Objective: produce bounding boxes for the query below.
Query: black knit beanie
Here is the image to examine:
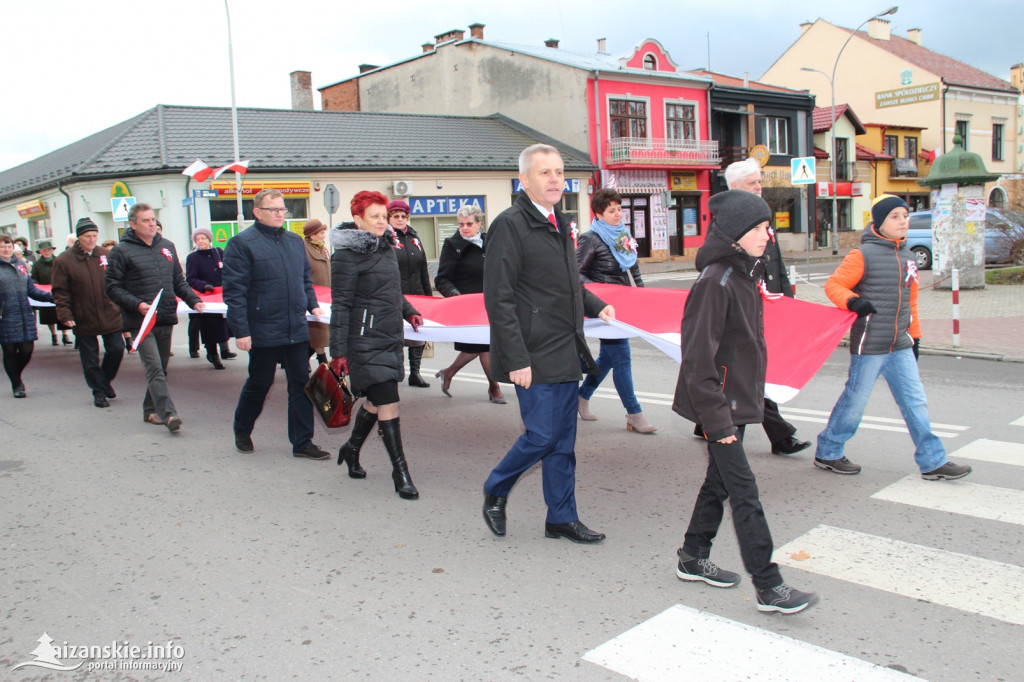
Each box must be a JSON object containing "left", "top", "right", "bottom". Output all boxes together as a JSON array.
[
  {"left": 76, "top": 217, "right": 99, "bottom": 236},
  {"left": 708, "top": 190, "right": 771, "bottom": 242},
  {"left": 871, "top": 195, "right": 909, "bottom": 229}
]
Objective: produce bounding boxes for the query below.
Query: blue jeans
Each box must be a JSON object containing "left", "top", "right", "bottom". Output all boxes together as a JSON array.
[
  {"left": 578, "top": 338, "right": 642, "bottom": 414},
  {"left": 484, "top": 381, "right": 580, "bottom": 524},
  {"left": 816, "top": 348, "right": 947, "bottom": 473}
]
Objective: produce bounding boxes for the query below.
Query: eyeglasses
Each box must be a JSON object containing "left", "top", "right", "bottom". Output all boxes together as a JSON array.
[
  {"left": 256, "top": 206, "right": 287, "bottom": 214},
  {"left": 458, "top": 221, "right": 479, "bottom": 227},
  {"left": 389, "top": 213, "right": 408, "bottom": 219}
]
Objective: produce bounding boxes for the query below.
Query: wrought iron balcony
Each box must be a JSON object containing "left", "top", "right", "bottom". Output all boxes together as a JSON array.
[
  {"left": 605, "top": 137, "right": 720, "bottom": 166},
  {"left": 889, "top": 158, "right": 920, "bottom": 178}
]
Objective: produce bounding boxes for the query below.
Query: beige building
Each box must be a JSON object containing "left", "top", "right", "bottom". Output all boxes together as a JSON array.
[{"left": 763, "top": 18, "right": 1022, "bottom": 209}]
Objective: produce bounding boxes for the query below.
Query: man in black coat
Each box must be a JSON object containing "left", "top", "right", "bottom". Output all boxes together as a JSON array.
[
  {"left": 222, "top": 189, "right": 329, "bottom": 460},
  {"left": 106, "top": 204, "right": 205, "bottom": 432},
  {"left": 481, "top": 144, "right": 614, "bottom": 543}
]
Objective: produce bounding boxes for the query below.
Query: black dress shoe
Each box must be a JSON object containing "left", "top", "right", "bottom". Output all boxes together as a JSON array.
[
  {"left": 293, "top": 443, "right": 330, "bottom": 460},
  {"left": 693, "top": 423, "right": 705, "bottom": 439},
  {"left": 483, "top": 491, "right": 508, "bottom": 537},
  {"left": 235, "top": 432, "right": 254, "bottom": 454},
  {"left": 12, "top": 383, "right": 26, "bottom": 398},
  {"left": 221, "top": 350, "right": 237, "bottom": 359},
  {"left": 771, "top": 437, "right": 812, "bottom": 455},
  {"left": 544, "top": 520, "right": 606, "bottom": 544},
  {"left": 105, "top": 386, "right": 116, "bottom": 399},
  {"left": 94, "top": 395, "right": 110, "bottom": 408}
]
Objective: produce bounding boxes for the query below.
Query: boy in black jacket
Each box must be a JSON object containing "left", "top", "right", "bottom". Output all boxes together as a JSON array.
[{"left": 671, "top": 190, "right": 818, "bottom": 614}]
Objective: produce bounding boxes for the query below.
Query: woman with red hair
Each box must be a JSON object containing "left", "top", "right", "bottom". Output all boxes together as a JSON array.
[{"left": 329, "top": 190, "right": 424, "bottom": 500}]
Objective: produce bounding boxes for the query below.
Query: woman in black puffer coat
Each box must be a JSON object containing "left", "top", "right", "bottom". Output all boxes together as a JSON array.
[{"left": 329, "top": 191, "right": 423, "bottom": 501}]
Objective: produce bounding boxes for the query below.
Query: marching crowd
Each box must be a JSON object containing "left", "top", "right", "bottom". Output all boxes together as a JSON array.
[{"left": 2, "top": 145, "right": 976, "bottom": 616}]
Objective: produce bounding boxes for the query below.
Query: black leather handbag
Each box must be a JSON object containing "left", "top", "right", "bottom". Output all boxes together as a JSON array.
[{"left": 304, "top": 363, "right": 354, "bottom": 428}]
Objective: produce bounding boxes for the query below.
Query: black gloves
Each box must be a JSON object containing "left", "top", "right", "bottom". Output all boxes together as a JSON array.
[
  {"left": 204, "top": 284, "right": 214, "bottom": 293},
  {"left": 847, "top": 297, "right": 877, "bottom": 318},
  {"left": 912, "top": 338, "right": 920, "bottom": 360}
]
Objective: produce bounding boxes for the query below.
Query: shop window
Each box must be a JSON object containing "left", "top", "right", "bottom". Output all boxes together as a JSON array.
[
  {"left": 209, "top": 198, "right": 307, "bottom": 222},
  {"left": 666, "top": 103, "right": 697, "bottom": 144},
  {"left": 1, "top": 224, "right": 16, "bottom": 238},
  {"left": 762, "top": 117, "right": 789, "bottom": 155},
  {"left": 992, "top": 123, "right": 1004, "bottom": 161},
  {"left": 610, "top": 99, "right": 647, "bottom": 139}
]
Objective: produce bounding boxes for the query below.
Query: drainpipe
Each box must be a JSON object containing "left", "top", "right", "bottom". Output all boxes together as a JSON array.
[
  {"left": 57, "top": 180, "right": 73, "bottom": 236},
  {"left": 941, "top": 82, "right": 948, "bottom": 154},
  {"left": 592, "top": 69, "right": 602, "bottom": 195}
]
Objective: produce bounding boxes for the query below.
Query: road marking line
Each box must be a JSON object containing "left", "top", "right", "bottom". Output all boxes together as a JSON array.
[
  {"left": 781, "top": 407, "right": 968, "bottom": 431},
  {"left": 1011, "top": 415, "right": 1024, "bottom": 427},
  {"left": 947, "top": 438, "right": 1024, "bottom": 466},
  {"left": 774, "top": 525, "right": 1024, "bottom": 626},
  {"left": 871, "top": 475, "right": 1024, "bottom": 526},
  {"left": 583, "top": 604, "right": 920, "bottom": 681}
]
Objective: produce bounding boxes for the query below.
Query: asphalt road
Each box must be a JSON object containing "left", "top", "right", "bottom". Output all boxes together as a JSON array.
[{"left": 2, "top": 329, "right": 1021, "bottom": 680}]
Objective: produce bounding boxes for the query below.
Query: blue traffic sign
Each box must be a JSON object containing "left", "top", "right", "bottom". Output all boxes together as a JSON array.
[
  {"left": 193, "top": 189, "right": 219, "bottom": 199},
  {"left": 790, "top": 157, "right": 816, "bottom": 185},
  {"left": 182, "top": 197, "right": 195, "bottom": 207}
]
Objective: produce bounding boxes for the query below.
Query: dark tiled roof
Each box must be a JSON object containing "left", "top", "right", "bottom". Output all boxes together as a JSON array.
[
  {"left": 853, "top": 30, "right": 1017, "bottom": 94},
  {"left": 1, "top": 106, "right": 595, "bottom": 202},
  {"left": 812, "top": 104, "right": 866, "bottom": 135}
]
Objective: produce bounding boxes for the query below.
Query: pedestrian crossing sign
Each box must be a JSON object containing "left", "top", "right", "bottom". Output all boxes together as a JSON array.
[
  {"left": 111, "top": 196, "right": 136, "bottom": 222},
  {"left": 790, "top": 157, "right": 816, "bottom": 185}
]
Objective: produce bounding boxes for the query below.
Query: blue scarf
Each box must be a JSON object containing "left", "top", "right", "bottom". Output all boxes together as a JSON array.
[{"left": 589, "top": 219, "right": 637, "bottom": 271}]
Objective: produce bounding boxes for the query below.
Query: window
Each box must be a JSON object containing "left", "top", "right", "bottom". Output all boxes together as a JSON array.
[
  {"left": 835, "top": 138, "right": 850, "bottom": 180},
  {"left": 643, "top": 54, "right": 657, "bottom": 70},
  {"left": 30, "top": 217, "right": 52, "bottom": 241},
  {"left": 883, "top": 135, "right": 898, "bottom": 158},
  {"left": 904, "top": 136, "right": 918, "bottom": 161},
  {"left": 666, "top": 103, "right": 697, "bottom": 143},
  {"left": 993, "top": 123, "right": 1004, "bottom": 161},
  {"left": 610, "top": 99, "right": 647, "bottom": 139},
  {"left": 762, "top": 117, "right": 789, "bottom": 155},
  {"left": 209, "top": 198, "right": 307, "bottom": 222},
  {"left": 955, "top": 120, "right": 969, "bottom": 149}
]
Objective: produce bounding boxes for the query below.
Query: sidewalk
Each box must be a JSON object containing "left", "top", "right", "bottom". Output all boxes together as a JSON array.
[{"left": 639, "top": 250, "right": 1024, "bottom": 362}]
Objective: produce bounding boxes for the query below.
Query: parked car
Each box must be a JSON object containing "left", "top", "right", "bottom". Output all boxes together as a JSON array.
[{"left": 903, "top": 209, "right": 1024, "bottom": 270}]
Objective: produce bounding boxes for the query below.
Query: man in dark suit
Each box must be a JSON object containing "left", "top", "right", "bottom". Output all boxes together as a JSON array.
[{"left": 481, "top": 144, "right": 614, "bottom": 543}]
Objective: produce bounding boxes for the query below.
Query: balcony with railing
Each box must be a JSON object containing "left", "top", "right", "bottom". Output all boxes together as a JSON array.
[
  {"left": 605, "top": 137, "right": 720, "bottom": 167},
  {"left": 889, "top": 157, "right": 921, "bottom": 179}
]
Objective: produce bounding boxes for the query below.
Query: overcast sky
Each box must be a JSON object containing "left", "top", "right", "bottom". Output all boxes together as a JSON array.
[{"left": 2, "top": 0, "right": 1020, "bottom": 172}]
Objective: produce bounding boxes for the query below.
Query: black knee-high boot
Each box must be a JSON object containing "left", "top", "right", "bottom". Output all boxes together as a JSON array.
[
  {"left": 407, "top": 345, "right": 430, "bottom": 387},
  {"left": 337, "top": 406, "right": 375, "bottom": 478},
  {"left": 206, "top": 344, "right": 225, "bottom": 369},
  {"left": 378, "top": 418, "right": 418, "bottom": 500}
]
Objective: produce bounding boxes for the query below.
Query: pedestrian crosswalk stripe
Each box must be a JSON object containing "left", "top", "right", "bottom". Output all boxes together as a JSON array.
[
  {"left": 774, "top": 525, "right": 1024, "bottom": 626},
  {"left": 946, "top": 438, "right": 1024, "bottom": 466},
  {"left": 871, "top": 475, "right": 1024, "bottom": 526},
  {"left": 780, "top": 407, "right": 968, "bottom": 431},
  {"left": 1011, "top": 415, "right": 1024, "bottom": 426},
  {"left": 582, "top": 604, "right": 919, "bottom": 681}
]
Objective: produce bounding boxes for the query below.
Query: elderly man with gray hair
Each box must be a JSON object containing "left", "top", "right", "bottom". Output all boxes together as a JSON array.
[{"left": 696, "top": 159, "right": 810, "bottom": 457}]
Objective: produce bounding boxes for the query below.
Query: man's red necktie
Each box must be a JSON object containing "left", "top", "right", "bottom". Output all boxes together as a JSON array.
[{"left": 548, "top": 213, "right": 559, "bottom": 233}]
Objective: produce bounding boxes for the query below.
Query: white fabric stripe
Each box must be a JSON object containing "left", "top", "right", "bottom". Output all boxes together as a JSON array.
[
  {"left": 946, "top": 438, "right": 1024, "bottom": 466},
  {"left": 1010, "top": 415, "right": 1024, "bottom": 427},
  {"left": 774, "top": 525, "right": 1024, "bottom": 625},
  {"left": 582, "top": 604, "right": 919, "bottom": 681},
  {"left": 871, "top": 475, "right": 1024, "bottom": 525}
]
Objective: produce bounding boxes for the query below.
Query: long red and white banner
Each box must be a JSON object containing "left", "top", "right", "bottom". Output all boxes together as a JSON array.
[{"left": 34, "top": 283, "right": 854, "bottom": 402}]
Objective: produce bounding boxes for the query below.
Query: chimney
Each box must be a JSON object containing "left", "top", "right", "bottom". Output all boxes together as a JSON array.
[
  {"left": 799, "top": 21, "right": 813, "bottom": 35},
  {"left": 1011, "top": 63, "right": 1024, "bottom": 93},
  {"left": 906, "top": 28, "right": 922, "bottom": 45},
  {"left": 867, "top": 18, "right": 891, "bottom": 41},
  {"left": 434, "top": 29, "right": 465, "bottom": 44},
  {"left": 358, "top": 64, "right": 379, "bottom": 74},
  {"left": 743, "top": 72, "right": 749, "bottom": 88},
  {"left": 289, "top": 70, "right": 313, "bottom": 111},
  {"left": 544, "top": 38, "right": 559, "bottom": 49},
  {"left": 422, "top": 43, "right": 434, "bottom": 54},
  {"left": 597, "top": 37, "right": 607, "bottom": 52},
  {"left": 469, "top": 23, "right": 484, "bottom": 40}
]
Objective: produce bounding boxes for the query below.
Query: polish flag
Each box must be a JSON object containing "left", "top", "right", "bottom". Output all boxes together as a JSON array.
[
  {"left": 213, "top": 160, "right": 250, "bottom": 179},
  {"left": 181, "top": 159, "right": 214, "bottom": 182},
  {"left": 130, "top": 289, "right": 164, "bottom": 354}
]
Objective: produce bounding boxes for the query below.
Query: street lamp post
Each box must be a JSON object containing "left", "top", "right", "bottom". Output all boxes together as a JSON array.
[
  {"left": 224, "top": 0, "right": 244, "bottom": 226},
  {"left": 802, "top": 6, "right": 898, "bottom": 255}
]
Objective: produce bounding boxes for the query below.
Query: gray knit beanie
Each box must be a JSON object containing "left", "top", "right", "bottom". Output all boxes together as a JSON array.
[
  {"left": 708, "top": 190, "right": 771, "bottom": 242},
  {"left": 75, "top": 217, "right": 99, "bottom": 236}
]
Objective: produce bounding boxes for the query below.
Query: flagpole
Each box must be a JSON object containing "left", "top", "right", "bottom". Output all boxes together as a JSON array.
[{"left": 224, "top": 0, "right": 244, "bottom": 227}]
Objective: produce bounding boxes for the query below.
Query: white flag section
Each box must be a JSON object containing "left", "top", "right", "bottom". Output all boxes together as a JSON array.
[{"left": 130, "top": 289, "right": 163, "bottom": 354}]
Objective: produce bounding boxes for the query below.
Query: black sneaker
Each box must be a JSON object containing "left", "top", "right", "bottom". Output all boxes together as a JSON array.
[
  {"left": 921, "top": 461, "right": 972, "bottom": 480},
  {"left": 756, "top": 584, "right": 819, "bottom": 614},
  {"left": 814, "top": 456, "right": 862, "bottom": 475},
  {"left": 293, "top": 443, "right": 330, "bottom": 460},
  {"left": 235, "top": 432, "right": 254, "bottom": 454},
  {"left": 676, "top": 550, "right": 741, "bottom": 588}
]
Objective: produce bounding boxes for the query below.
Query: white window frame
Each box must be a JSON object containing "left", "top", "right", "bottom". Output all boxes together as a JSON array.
[
  {"left": 763, "top": 117, "right": 789, "bottom": 155},
  {"left": 664, "top": 99, "right": 701, "bottom": 148}
]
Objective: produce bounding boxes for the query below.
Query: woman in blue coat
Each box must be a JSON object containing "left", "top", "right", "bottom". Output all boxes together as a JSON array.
[{"left": 1, "top": 234, "right": 54, "bottom": 397}]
